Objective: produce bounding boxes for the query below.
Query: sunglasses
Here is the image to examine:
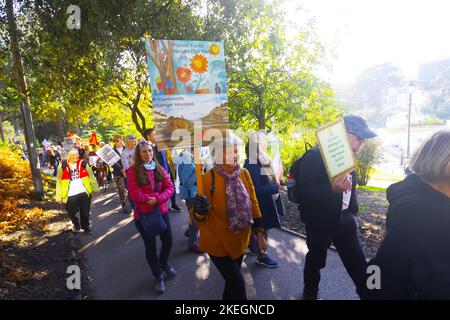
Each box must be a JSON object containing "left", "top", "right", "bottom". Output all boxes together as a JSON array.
[{"left": 136, "top": 141, "right": 153, "bottom": 151}]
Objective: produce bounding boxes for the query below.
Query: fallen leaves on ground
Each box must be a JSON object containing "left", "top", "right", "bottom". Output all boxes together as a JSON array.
[{"left": 0, "top": 144, "right": 72, "bottom": 298}]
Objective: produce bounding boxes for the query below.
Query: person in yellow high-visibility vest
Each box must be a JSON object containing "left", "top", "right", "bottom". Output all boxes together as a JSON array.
[{"left": 56, "top": 148, "right": 99, "bottom": 234}]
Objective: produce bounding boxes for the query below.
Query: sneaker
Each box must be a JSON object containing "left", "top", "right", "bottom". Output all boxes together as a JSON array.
[
  {"left": 171, "top": 204, "right": 181, "bottom": 212},
  {"left": 121, "top": 207, "right": 129, "bottom": 214},
  {"left": 82, "top": 228, "right": 93, "bottom": 235},
  {"left": 72, "top": 226, "right": 81, "bottom": 233},
  {"left": 154, "top": 275, "right": 165, "bottom": 294},
  {"left": 256, "top": 254, "right": 279, "bottom": 268},
  {"left": 161, "top": 264, "right": 177, "bottom": 280}
]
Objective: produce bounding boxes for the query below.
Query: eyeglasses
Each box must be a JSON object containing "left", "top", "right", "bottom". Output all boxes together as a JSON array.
[{"left": 114, "top": 140, "right": 120, "bottom": 142}]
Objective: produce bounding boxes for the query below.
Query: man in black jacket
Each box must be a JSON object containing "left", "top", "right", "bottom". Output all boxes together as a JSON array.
[{"left": 298, "top": 115, "right": 377, "bottom": 300}]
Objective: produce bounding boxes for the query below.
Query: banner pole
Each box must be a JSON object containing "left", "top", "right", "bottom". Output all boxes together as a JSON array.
[{"left": 194, "top": 146, "right": 203, "bottom": 195}]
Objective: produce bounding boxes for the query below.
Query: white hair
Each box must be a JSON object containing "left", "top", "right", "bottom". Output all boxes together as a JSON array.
[{"left": 209, "top": 130, "right": 243, "bottom": 165}]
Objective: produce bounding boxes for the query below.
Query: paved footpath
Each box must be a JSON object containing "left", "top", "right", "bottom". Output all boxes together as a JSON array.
[{"left": 77, "top": 189, "right": 359, "bottom": 300}]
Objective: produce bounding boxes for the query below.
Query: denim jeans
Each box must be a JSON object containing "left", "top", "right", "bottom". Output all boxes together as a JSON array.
[{"left": 185, "top": 198, "right": 199, "bottom": 248}]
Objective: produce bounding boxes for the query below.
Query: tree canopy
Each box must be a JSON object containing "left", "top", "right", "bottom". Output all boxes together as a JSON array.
[{"left": 1, "top": 0, "right": 339, "bottom": 160}]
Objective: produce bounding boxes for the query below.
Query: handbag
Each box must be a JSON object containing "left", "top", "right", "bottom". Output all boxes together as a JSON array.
[{"left": 138, "top": 175, "right": 167, "bottom": 237}]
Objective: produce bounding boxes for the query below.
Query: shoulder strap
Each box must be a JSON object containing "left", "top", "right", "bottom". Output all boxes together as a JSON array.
[
  {"left": 305, "top": 142, "right": 313, "bottom": 152},
  {"left": 210, "top": 168, "right": 215, "bottom": 195}
]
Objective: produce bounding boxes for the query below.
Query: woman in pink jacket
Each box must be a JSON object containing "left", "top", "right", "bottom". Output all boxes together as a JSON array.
[{"left": 126, "top": 141, "right": 175, "bottom": 294}]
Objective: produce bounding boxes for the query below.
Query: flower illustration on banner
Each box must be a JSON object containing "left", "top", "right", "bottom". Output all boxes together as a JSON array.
[
  {"left": 209, "top": 44, "right": 220, "bottom": 56},
  {"left": 190, "top": 54, "right": 208, "bottom": 74},
  {"left": 176, "top": 67, "right": 192, "bottom": 83}
]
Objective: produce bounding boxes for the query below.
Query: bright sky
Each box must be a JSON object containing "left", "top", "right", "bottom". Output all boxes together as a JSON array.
[{"left": 285, "top": 0, "right": 450, "bottom": 85}]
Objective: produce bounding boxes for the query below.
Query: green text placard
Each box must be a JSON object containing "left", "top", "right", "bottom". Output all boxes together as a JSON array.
[{"left": 316, "top": 118, "right": 356, "bottom": 182}]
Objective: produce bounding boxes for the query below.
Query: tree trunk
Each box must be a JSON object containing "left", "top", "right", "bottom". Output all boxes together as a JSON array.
[
  {"left": 56, "top": 118, "right": 66, "bottom": 141},
  {"left": 125, "top": 88, "right": 147, "bottom": 136},
  {"left": 257, "top": 96, "right": 266, "bottom": 130},
  {"left": 130, "top": 106, "right": 143, "bottom": 135},
  {"left": 0, "top": 114, "right": 5, "bottom": 142},
  {"left": 166, "top": 40, "right": 178, "bottom": 93},
  {"left": 6, "top": 0, "right": 44, "bottom": 200},
  {"left": 258, "top": 113, "right": 266, "bottom": 130}
]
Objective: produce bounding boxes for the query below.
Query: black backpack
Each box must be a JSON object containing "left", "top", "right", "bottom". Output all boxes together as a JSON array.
[{"left": 287, "top": 142, "right": 313, "bottom": 204}]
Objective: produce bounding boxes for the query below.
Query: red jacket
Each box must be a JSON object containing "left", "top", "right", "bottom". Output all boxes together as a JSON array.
[{"left": 125, "top": 165, "right": 174, "bottom": 221}]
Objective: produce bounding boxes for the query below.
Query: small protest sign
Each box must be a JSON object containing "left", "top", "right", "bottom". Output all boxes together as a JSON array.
[
  {"left": 315, "top": 118, "right": 356, "bottom": 182},
  {"left": 95, "top": 144, "right": 121, "bottom": 167}
]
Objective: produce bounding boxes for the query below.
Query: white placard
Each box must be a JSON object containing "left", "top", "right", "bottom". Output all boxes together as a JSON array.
[{"left": 95, "top": 144, "right": 121, "bottom": 167}]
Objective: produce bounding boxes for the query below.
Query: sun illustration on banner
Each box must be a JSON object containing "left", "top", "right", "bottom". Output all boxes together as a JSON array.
[
  {"left": 190, "top": 54, "right": 208, "bottom": 74},
  {"left": 176, "top": 67, "right": 192, "bottom": 83},
  {"left": 209, "top": 43, "right": 220, "bottom": 56}
]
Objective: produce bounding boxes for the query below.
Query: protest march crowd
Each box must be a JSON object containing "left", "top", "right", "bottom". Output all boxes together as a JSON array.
[{"left": 49, "top": 115, "right": 450, "bottom": 300}]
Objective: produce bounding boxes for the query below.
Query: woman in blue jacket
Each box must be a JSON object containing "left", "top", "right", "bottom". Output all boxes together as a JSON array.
[
  {"left": 243, "top": 132, "right": 284, "bottom": 268},
  {"left": 174, "top": 150, "right": 201, "bottom": 253}
]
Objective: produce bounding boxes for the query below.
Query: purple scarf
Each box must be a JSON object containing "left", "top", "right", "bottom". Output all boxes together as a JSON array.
[{"left": 215, "top": 165, "right": 253, "bottom": 233}]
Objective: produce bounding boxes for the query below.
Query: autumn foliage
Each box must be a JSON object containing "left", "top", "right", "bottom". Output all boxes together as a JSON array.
[{"left": 0, "top": 144, "right": 50, "bottom": 234}]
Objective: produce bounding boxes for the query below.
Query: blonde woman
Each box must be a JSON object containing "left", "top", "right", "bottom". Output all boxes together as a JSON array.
[
  {"left": 56, "top": 148, "right": 99, "bottom": 234},
  {"left": 364, "top": 130, "right": 450, "bottom": 299}
]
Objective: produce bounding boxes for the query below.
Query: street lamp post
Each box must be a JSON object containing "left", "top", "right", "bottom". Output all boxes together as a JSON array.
[
  {"left": 407, "top": 81, "right": 415, "bottom": 159},
  {"left": 407, "top": 90, "right": 412, "bottom": 159}
]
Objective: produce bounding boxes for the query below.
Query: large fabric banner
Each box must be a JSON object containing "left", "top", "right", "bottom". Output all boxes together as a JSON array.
[{"left": 145, "top": 39, "right": 229, "bottom": 150}]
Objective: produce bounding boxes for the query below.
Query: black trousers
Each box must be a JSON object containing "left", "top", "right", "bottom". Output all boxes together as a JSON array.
[
  {"left": 135, "top": 213, "right": 173, "bottom": 278},
  {"left": 65, "top": 192, "right": 91, "bottom": 230},
  {"left": 303, "top": 211, "right": 367, "bottom": 297},
  {"left": 170, "top": 185, "right": 177, "bottom": 207},
  {"left": 209, "top": 254, "right": 246, "bottom": 300}
]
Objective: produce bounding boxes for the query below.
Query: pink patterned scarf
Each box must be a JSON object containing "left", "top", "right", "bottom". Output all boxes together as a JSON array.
[{"left": 215, "top": 165, "right": 254, "bottom": 233}]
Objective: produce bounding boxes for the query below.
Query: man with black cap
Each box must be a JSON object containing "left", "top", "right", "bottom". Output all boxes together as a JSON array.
[{"left": 297, "top": 114, "right": 377, "bottom": 300}]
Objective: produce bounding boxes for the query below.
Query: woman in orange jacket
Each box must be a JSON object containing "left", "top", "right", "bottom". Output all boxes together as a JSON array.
[{"left": 193, "top": 133, "right": 267, "bottom": 300}]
